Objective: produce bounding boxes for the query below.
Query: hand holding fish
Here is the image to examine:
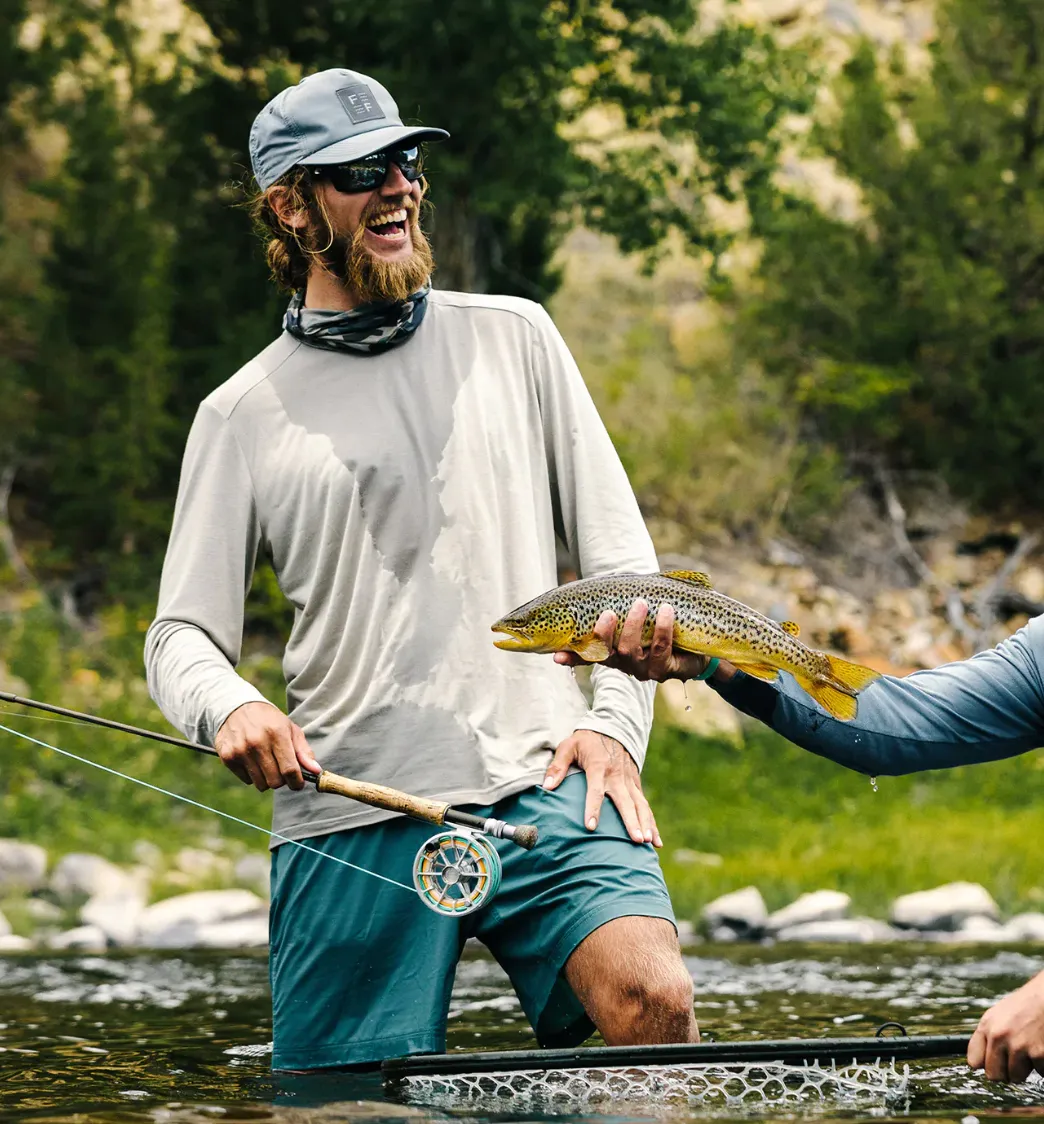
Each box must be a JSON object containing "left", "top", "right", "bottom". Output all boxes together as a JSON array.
[
  {"left": 553, "top": 600, "right": 735, "bottom": 684},
  {"left": 543, "top": 729, "right": 662, "bottom": 848},
  {"left": 215, "top": 701, "right": 321, "bottom": 792}
]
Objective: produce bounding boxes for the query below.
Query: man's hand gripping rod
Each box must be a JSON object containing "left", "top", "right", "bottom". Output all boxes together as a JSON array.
[{"left": 0, "top": 691, "right": 538, "bottom": 850}]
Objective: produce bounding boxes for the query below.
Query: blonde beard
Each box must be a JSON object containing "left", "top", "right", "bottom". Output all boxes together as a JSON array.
[{"left": 323, "top": 204, "right": 434, "bottom": 304}]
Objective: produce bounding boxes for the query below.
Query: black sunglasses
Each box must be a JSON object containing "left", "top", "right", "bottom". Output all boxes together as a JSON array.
[{"left": 308, "top": 145, "right": 425, "bottom": 194}]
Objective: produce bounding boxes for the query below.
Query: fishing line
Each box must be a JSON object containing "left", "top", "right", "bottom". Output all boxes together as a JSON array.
[
  {"left": 0, "top": 708, "right": 90, "bottom": 728},
  {"left": 0, "top": 722, "right": 416, "bottom": 894}
]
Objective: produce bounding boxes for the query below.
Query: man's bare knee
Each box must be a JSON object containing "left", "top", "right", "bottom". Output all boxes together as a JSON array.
[
  {"left": 567, "top": 918, "right": 698, "bottom": 1045},
  {"left": 611, "top": 966, "right": 696, "bottom": 1043}
]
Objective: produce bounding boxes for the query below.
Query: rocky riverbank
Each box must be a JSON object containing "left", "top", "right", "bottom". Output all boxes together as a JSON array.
[
  {"left": 699, "top": 882, "right": 1044, "bottom": 946},
  {"left": 2, "top": 838, "right": 1042, "bottom": 952},
  {"left": 0, "top": 839, "right": 269, "bottom": 953}
]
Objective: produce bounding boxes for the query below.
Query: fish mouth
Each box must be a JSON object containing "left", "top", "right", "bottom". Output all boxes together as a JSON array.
[{"left": 491, "top": 622, "right": 535, "bottom": 651}]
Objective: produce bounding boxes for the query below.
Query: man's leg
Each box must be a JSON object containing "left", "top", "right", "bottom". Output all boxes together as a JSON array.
[
  {"left": 475, "top": 774, "right": 693, "bottom": 1049},
  {"left": 564, "top": 915, "right": 697, "bottom": 1044},
  {"left": 269, "top": 820, "right": 463, "bottom": 1070}
]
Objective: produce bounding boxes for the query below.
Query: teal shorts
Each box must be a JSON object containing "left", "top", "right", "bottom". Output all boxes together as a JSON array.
[{"left": 269, "top": 773, "right": 675, "bottom": 1070}]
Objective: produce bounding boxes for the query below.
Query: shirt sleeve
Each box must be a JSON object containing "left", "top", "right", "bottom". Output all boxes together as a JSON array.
[
  {"left": 530, "top": 305, "right": 658, "bottom": 768},
  {"left": 710, "top": 615, "right": 1044, "bottom": 774},
  {"left": 144, "top": 401, "right": 268, "bottom": 745}
]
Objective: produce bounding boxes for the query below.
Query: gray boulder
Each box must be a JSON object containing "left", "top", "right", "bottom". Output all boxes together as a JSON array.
[
  {"left": 1003, "top": 913, "right": 1044, "bottom": 942},
  {"left": 767, "top": 890, "right": 851, "bottom": 933},
  {"left": 48, "top": 924, "right": 107, "bottom": 952},
  {"left": 0, "top": 934, "right": 32, "bottom": 952},
  {"left": 80, "top": 890, "right": 147, "bottom": 947},
  {"left": 702, "top": 887, "right": 767, "bottom": 938},
  {"left": 192, "top": 916, "right": 269, "bottom": 949},
  {"left": 950, "top": 915, "right": 1009, "bottom": 943},
  {"left": 0, "top": 840, "right": 47, "bottom": 893},
  {"left": 234, "top": 854, "right": 271, "bottom": 897},
  {"left": 891, "top": 882, "right": 999, "bottom": 931},
  {"left": 51, "top": 854, "right": 131, "bottom": 903},
  {"left": 25, "top": 899, "right": 63, "bottom": 924},
  {"left": 137, "top": 889, "right": 266, "bottom": 949},
  {"left": 774, "top": 918, "right": 899, "bottom": 944}
]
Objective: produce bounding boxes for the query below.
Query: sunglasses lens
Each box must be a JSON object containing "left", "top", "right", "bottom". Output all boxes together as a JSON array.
[
  {"left": 393, "top": 146, "right": 423, "bottom": 181},
  {"left": 315, "top": 146, "right": 425, "bottom": 193}
]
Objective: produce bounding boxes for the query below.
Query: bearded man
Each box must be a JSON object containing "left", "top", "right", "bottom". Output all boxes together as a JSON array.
[{"left": 145, "top": 68, "right": 696, "bottom": 1071}]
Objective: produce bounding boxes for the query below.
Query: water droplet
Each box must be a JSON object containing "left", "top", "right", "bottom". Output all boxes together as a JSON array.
[{"left": 869, "top": 776, "right": 878, "bottom": 792}]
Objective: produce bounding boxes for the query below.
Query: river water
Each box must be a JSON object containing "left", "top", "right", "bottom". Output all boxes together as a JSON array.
[{"left": 1, "top": 942, "right": 1043, "bottom": 1123}]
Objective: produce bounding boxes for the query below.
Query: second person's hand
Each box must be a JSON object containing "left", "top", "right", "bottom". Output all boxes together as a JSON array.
[{"left": 554, "top": 599, "right": 723, "bottom": 682}]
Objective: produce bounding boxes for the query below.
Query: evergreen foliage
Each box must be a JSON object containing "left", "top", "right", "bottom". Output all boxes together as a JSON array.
[
  {"left": 0, "top": 0, "right": 804, "bottom": 602},
  {"left": 747, "top": 0, "right": 1044, "bottom": 508}
]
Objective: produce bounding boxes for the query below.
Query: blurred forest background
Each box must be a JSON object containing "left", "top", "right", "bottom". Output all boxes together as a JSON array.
[{"left": 1, "top": 0, "right": 1042, "bottom": 921}]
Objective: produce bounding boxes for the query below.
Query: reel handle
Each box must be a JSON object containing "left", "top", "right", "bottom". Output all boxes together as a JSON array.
[{"left": 316, "top": 771, "right": 451, "bottom": 823}]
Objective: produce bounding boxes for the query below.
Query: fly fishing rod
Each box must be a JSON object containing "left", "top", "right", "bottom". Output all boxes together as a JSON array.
[{"left": 0, "top": 690, "right": 537, "bottom": 915}]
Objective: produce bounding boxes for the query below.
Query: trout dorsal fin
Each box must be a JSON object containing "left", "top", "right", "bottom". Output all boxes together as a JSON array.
[
  {"left": 662, "top": 569, "right": 713, "bottom": 588},
  {"left": 780, "top": 620, "right": 800, "bottom": 636}
]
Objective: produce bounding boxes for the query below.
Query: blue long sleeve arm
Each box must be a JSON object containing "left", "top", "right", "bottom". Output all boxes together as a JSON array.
[{"left": 710, "top": 615, "right": 1044, "bottom": 776}]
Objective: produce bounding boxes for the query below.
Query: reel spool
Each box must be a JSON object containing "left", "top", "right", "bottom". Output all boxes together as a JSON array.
[{"left": 412, "top": 830, "right": 502, "bottom": 916}]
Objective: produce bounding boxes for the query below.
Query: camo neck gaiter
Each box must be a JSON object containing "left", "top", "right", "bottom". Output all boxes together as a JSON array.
[{"left": 283, "top": 281, "right": 430, "bottom": 355}]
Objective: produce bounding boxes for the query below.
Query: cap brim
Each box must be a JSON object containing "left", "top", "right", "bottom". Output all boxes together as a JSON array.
[{"left": 303, "top": 125, "right": 449, "bottom": 167}]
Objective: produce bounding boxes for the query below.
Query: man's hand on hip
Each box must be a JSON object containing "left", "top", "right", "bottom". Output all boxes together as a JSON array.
[
  {"left": 543, "top": 729, "right": 662, "bottom": 848},
  {"left": 214, "top": 701, "right": 321, "bottom": 792},
  {"left": 968, "top": 969, "right": 1044, "bottom": 1082}
]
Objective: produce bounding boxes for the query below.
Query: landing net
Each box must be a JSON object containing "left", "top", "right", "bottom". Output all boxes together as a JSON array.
[
  {"left": 383, "top": 1034, "right": 969, "bottom": 1113},
  {"left": 393, "top": 1059, "right": 909, "bottom": 1112}
]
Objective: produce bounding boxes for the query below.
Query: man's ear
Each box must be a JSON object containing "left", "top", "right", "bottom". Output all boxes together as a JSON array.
[{"left": 268, "top": 185, "right": 309, "bottom": 231}]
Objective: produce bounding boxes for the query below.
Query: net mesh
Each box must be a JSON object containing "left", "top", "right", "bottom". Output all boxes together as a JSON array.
[{"left": 396, "top": 1059, "right": 910, "bottom": 1112}]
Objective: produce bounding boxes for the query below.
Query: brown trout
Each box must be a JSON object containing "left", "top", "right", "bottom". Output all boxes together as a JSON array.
[{"left": 492, "top": 570, "right": 880, "bottom": 721}]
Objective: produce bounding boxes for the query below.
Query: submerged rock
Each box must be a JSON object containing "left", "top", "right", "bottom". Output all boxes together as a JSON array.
[
  {"left": 767, "top": 890, "right": 851, "bottom": 933},
  {"left": 702, "top": 886, "right": 767, "bottom": 938},
  {"left": 137, "top": 889, "right": 266, "bottom": 949},
  {"left": 891, "top": 882, "right": 1000, "bottom": 931},
  {"left": 0, "top": 840, "right": 47, "bottom": 893}
]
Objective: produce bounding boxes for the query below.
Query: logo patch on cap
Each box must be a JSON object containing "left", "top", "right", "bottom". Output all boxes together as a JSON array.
[{"left": 336, "top": 83, "right": 386, "bottom": 124}]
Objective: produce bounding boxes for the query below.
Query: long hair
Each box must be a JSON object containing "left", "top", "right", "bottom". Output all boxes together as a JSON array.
[{"left": 248, "top": 169, "right": 335, "bottom": 293}]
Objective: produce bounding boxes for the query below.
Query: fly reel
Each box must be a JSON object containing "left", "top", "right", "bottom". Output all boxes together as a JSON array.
[{"left": 412, "top": 830, "right": 503, "bottom": 916}]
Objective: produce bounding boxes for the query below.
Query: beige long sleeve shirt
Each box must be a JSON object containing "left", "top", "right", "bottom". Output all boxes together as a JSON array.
[{"left": 145, "top": 291, "right": 657, "bottom": 842}]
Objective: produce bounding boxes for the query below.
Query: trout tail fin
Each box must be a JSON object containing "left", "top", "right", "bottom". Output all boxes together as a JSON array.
[
  {"left": 793, "top": 655, "right": 880, "bottom": 721},
  {"left": 793, "top": 676, "right": 859, "bottom": 721}
]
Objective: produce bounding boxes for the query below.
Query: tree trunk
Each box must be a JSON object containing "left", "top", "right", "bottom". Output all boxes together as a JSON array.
[{"left": 428, "top": 193, "right": 489, "bottom": 294}]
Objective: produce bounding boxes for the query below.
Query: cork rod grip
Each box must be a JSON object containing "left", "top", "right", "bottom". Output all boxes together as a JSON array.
[{"left": 315, "top": 771, "right": 451, "bottom": 825}]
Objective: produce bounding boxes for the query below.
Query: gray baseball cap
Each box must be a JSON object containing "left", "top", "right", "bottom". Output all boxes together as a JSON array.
[{"left": 249, "top": 68, "right": 449, "bottom": 190}]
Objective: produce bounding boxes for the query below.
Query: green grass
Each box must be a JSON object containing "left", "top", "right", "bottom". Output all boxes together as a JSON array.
[{"left": 643, "top": 718, "right": 1044, "bottom": 922}]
